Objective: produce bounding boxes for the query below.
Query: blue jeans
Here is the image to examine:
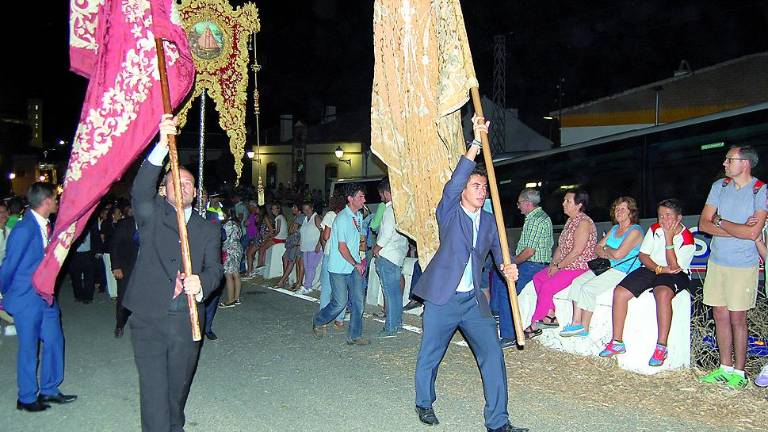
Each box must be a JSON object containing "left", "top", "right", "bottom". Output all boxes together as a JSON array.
[
  {"left": 315, "top": 270, "right": 365, "bottom": 340},
  {"left": 494, "top": 261, "right": 547, "bottom": 340},
  {"left": 376, "top": 256, "right": 403, "bottom": 332},
  {"left": 319, "top": 255, "right": 345, "bottom": 322}
]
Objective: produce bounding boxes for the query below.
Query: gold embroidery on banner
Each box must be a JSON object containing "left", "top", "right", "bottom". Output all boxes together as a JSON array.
[
  {"left": 176, "top": 0, "right": 260, "bottom": 181},
  {"left": 370, "top": 0, "right": 476, "bottom": 266}
]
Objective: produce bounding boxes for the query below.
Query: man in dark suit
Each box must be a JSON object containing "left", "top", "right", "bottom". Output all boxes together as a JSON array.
[
  {"left": 122, "top": 115, "right": 223, "bottom": 431},
  {"left": 0, "top": 182, "right": 77, "bottom": 412},
  {"left": 68, "top": 219, "right": 97, "bottom": 303},
  {"left": 109, "top": 204, "right": 138, "bottom": 338},
  {"left": 412, "top": 116, "right": 525, "bottom": 432}
]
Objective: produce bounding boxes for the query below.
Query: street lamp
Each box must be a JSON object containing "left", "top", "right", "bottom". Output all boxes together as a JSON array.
[
  {"left": 246, "top": 150, "right": 255, "bottom": 160},
  {"left": 334, "top": 146, "right": 351, "bottom": 166}
]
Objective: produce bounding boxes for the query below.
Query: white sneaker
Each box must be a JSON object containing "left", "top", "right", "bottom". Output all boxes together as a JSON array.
[
  {"left": 4, "top": 325, "right": 16, "bottom": 336},
  {"left": 295, "top": 286, "right": 311, "bottom": 295},
  {"left": 755, "top": 363, "right": 768, "bottom": 387}
]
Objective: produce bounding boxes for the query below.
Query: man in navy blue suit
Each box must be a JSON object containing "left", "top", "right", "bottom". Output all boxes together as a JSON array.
[
  {"left": 412, "top": 116, "right": 526, "bottom": 432},
  {"left": 0, "top": 182, "right": 77, "bottom": 412}
]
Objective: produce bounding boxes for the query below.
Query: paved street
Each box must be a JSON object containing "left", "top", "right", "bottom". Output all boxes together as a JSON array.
[{"left": 0, "top": 278, "right": 751, "bottom": 432}]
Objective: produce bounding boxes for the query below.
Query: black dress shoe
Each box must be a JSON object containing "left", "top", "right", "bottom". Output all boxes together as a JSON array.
[
  {"left": 114, "top": 327, "right": 124, "bottom": 338},
  {"left": 403, "top": 300, "right": 422, "bottom": 311},
  {"left": 415, "top": 406, "right": 439, "bottom": 426},
  {"left": 205, "top": 331, "right": 218, "bottom": 340},
  {"left": 17, "top": 400, "right": 50, "bottom": 412},
  {"left": 39, "top": 393, "right": 78, "bottom": 404},
  {"left": 487, "top": 422, "right": 529, "bottom": 432}
]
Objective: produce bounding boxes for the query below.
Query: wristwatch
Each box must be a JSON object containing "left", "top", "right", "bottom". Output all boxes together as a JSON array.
[{"left": 714, "top": 215, "right": 723, "bottom": 228}]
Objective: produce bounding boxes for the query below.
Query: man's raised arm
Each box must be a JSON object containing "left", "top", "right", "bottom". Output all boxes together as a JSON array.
[{"left": 131, "top": 115, "right": 177, "bottom": 224}]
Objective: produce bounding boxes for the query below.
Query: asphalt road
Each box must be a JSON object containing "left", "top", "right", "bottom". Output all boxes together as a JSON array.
[{"left": 0, "top": 278, "right": 724, "bottom": 432}]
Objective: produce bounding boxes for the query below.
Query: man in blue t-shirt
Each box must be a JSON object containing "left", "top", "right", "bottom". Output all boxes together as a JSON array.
[
  {"left": 312, "top": 183, "right": 370, "bottom": 345},
  {"left": 699, "top": 145, "right": 768, "bottom": 390}
]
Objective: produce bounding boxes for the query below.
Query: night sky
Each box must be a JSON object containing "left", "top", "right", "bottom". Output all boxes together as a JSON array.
[{"left": 2, "top": 0, "right": 766, "bottom": 150}]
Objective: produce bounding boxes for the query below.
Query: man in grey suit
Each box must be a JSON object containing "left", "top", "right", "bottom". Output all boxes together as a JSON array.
[
  {"left": 412, "top": 116, "right": 525, "bottom": 432},
  {"left": 122, "top": 115, "right": 223, "bottom": 432}
]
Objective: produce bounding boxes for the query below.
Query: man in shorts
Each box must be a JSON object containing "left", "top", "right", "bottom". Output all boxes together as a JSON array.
[{"left": 699, "top": 145, "right": 767, "bottom": 389}]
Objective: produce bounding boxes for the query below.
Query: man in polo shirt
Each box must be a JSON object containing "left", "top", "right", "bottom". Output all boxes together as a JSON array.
[
  {"left": 372, "top": 177, "right": 409, "bottom": 338},
  {"left": 312, "top": 183, "right": 370, "bottom": 345},
  {"left": 496, "top": 188, "right": 553, "bottom": 348},
  {"left": 699, "top": 145, "right": 767, "bottom": 390}
]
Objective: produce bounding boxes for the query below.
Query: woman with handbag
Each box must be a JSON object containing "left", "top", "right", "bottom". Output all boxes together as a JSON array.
[
  {"left": 524, "top": 190, "right": 597, "bottom": 339},
  {"left": 560, "top": 197, "right": 643, "bottom": 337}
]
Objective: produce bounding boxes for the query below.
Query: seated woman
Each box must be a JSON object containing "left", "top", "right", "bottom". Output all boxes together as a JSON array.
[
  {"left": 599, "top": 198, "right": 695, "bottom": 367},
  {"left": 256, "top": 203, "right": 286, "bottom": 270},
  {"left": 525, "top": 190, "right": 597, "bottom": 339},
  {"left": 560, "top": 197, "right": 643, "bottom": 337}
]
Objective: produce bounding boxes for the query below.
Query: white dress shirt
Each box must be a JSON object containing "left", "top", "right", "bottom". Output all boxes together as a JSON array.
[
  {"left": 375, "top": 202, "right": 408, "bottom": 267},
  {"left": 30, "top": 209, "right": 51, "bottom": 249}
]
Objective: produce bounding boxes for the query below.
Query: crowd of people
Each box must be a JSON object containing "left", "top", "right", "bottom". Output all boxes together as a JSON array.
[
  {"left": 0, "top": 114, "right": 766, "bottom": 431},
  {"left": 486, "top": 144, "right": 767, "bottom": 392}
]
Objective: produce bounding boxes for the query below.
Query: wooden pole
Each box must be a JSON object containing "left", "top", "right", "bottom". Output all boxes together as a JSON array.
[
  {"left": 470, "top": 87, "right": 525, "bottom": 346},
  {"left": 155, "top": 38, "right": 202, "bottom": 342}
]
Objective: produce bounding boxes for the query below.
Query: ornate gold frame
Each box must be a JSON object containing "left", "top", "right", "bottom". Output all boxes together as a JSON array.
[{"left": 177, "top": 0, "right": 260, "bottom": 180}]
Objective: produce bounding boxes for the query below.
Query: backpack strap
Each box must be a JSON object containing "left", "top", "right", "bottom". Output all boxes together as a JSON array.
[
  {"left": 753, "top": 179, "right": 765, "bottom": 195},
  {"left": 721, "top": 177, "right": 765, "bottom": 195}
]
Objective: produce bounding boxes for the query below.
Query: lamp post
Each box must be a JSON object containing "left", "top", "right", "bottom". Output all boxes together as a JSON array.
[{"left": 334, "top": 146, "right": 351, "bottom": 166}]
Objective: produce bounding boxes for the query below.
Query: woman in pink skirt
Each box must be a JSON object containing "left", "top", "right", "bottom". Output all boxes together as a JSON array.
[{"left": 525, "top": 190, "right": 597, "bottom": 339}]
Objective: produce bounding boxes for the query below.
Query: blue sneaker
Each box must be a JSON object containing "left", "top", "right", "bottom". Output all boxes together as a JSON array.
[
  {"left": 599, "top": 340, "right": 626, "bottom": 357},
  {"left": 559, "top": 324, "right": 585, "bottom": 337},
  {"left": 648, "top": 343, "right": 668, "bottom": 367}
]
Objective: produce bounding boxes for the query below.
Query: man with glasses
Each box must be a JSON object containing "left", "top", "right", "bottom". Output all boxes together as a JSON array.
[
  {"left": 495, "top": 188, "right": 553, "bottom": 349},
  {"left": 699, "top": 145, "right": 767, "bottom": 389}
]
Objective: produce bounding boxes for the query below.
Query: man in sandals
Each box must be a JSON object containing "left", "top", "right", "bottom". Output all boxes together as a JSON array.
[
  {"left": 412, "top": 116, "right": 526, "bottom": 432},
  {"left": 699, "top": 145, "right": 767, "bottom": 389}
]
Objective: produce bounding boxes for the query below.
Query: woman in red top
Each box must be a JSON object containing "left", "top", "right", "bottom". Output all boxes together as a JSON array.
[{"left": 525, "top": 190, "right": 597, "bottom": 339}]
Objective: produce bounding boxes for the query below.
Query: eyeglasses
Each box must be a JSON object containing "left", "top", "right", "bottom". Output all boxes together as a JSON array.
[{"left": 724, "top": 157, "right": 747, "bottom": 163}]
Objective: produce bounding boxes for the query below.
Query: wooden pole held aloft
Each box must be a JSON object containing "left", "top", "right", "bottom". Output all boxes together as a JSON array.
[
  {"left": 470, "top": 87, "right": 526, "bottom": 346},
  {"left": 155, "top": 38, "right": 202, "bottom": 342}
]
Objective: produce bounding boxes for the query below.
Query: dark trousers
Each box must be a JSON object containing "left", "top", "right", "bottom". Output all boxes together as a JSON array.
[
  {"left": 204, "top": 283, "right": 224, "bottom": 334},
  {"left": 415, "top": 291, "right": 509, "bottom": 429},
  {"left": 493, "top": 261, "right": 548, "bottom": 340},
  {"left": 129, "top": 311, "right": 202, "bottom": 432},
  {"left": 69, "top": 251, "right": 95, "bottom": 301},
  {"left": 115, "top": 276, "right": 132, "bottom": 330}
]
